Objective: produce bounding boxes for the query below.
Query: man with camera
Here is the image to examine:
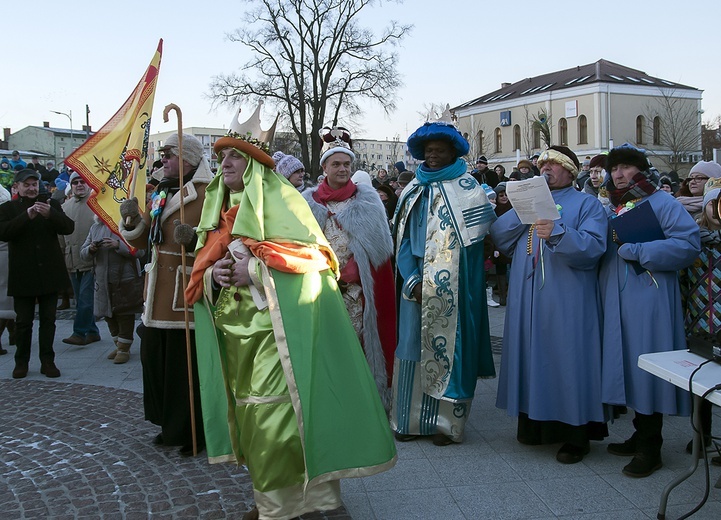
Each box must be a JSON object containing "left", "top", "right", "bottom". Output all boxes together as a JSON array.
[
  {"left": 0, "top": 168, "right": 74, "bottom": 378},
  {"left": 60, "top": 172, "right": 101, "bottom": 345}
]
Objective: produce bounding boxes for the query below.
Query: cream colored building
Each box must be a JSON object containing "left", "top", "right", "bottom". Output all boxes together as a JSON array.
[{"left": 452, "top": 59, "right": 703, "bottom": 174}]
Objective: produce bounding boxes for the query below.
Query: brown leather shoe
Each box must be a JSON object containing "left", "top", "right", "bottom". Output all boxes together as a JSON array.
[
  {"left": 12, "top": 362, "right": 28, "bottom": 379},
  {"left": 62, "top": 335, "right": 86, "bottom": 346},
  {"left": 85, "top": 334, "right": 101, "bottom": 344},
  {"left": 40, "top": 361, "right": 61, "bottom": 378}
]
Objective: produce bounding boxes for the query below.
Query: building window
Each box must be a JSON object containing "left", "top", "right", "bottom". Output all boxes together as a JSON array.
[
  {"left": 477, "top": 130, "right": 484, "bottom": 154},
  {"left": 558, "top": 118, "right": 568, "bottom": 145},
  {"left": 636, "top": 115, "right": 645, "bottom": 144},
  {"left": 653, "top": 116, "right": 661, "bottom": 145},
  {"left": 533, "top": 126, "right": 541, "bottom": 149},
  {"left": 578, "top": 115, "right": 588, "bottom": 144},
  {"left": 494, "top": 128, "right": 502, "bottom": 153},
  {"left": 513, "top": 125, "right": 521, "bottom": 151}
]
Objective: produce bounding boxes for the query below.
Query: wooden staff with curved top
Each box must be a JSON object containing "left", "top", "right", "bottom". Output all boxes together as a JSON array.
[{"left": 162, "top": 103, "right": 198, "bottom": 457}]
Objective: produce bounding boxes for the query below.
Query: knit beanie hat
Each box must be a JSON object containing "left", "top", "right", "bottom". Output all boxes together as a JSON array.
[
  {"left": 494, "top": 182, "right": 507, "bottom": 194},
  {"left": 517, "top": 159, "right": 532, "bottom": 170},
  {"left": 589, "top": 154, "right": 607, "bottom": 170},
  {"left": 159, "top": 133, "right": 205, "bottom": 167},
  {"left": 702, "top": 177, "right": 721, "bottom": 211},
  {"left": 272, "top": 151, "right": 304, "bottom": 179},
  {"left": 689, "top": 160, "right": 721, "bottom": 180}
]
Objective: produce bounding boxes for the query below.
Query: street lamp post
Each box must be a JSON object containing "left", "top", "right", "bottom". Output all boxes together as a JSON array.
[{"left": 50, "top": 110, "right": 73, "bottom": 158}]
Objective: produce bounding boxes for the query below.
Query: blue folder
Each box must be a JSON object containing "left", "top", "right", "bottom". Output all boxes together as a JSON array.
[{"left": 610, "top": 201, "right": 665, "bottom": 274}]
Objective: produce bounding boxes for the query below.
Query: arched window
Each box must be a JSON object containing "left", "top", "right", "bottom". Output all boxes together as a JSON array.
[
  {"left": 533, "top": 125, "right": 541, "bottom": 149},
  {"left": 578, "top": 115, "right": 588, "bottom": 145},
  {"left": 513, "top": 124, "right": 521, "bottom": 151},
  {"left": 495, "top": 128, "right": 502, "bottom": 153},
  {"left": 558, "top": 118, "right": 568, "bottom": 146},
  {"left": 636, "top": 115, "right": 645, "bottom": 145},
  {"left": 477, "top": 130, "right": 484, "bottom": 154},
  {"left": 653, "top": 116, "right": 661, "bottom": 145}
]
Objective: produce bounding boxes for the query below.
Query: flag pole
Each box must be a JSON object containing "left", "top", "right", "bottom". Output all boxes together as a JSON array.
[{"left": 162, "top": 103, "right": 198, "bottom": 457}]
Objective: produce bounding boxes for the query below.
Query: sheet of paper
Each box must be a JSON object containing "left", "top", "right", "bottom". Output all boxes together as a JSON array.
[{"left": 505, "top": 176, "right": 560, "bottom": 225}]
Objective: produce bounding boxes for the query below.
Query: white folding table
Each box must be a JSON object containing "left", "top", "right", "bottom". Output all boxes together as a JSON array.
[{"left": 638, "top": 350, "right": 721, "bottom": 519}]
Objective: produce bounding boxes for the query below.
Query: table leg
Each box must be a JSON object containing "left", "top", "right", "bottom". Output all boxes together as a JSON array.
[{"left": 656, "top": 395, "right": 702, "bottom": 519}]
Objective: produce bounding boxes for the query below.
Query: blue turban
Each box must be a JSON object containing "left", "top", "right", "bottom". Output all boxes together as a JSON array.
[{"left": 406, "top": 122, "right": 469, "bottom": 161}]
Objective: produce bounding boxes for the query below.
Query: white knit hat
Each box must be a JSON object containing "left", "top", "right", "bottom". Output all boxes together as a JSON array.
[{"left": 690, "top": 161, "right": 721, "bottom": 179}]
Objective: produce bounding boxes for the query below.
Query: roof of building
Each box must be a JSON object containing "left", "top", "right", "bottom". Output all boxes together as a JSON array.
[{"left": 453, "top": 59, "right": 699, "bottom": 111}]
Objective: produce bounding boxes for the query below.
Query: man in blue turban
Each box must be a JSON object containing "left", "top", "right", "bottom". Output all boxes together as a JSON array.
[{"left": 390, "top": 122, "right": 497, "bottom": 446}]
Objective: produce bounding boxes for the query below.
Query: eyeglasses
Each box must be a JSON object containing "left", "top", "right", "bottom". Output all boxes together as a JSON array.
[
  {"left": 688, "top": 175, "right": 709, "bottom": 182},
  {"left": 71, "top": 180, "right": 86, "bottom": 185},
  {"left": 160, "top": 152, "right": 174, "bottom": 159}
]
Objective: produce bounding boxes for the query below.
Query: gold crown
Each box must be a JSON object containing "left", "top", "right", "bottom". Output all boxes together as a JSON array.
[{"left": 226, "top": 103, "right": 278, "bottom": 154}]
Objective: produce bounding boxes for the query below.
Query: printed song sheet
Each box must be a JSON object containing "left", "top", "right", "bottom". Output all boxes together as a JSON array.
[{"left": 505, "top": 176, "right": 560, "bottom": 224}]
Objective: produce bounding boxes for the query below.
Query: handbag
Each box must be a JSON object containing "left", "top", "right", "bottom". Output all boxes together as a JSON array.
[{"left": 110, "top": 259, "right": 145, "bottom": 315}]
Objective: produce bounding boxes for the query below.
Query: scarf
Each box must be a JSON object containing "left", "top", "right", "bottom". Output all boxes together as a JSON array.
[
  {"left": 312, "top": 177, "right": 357, "bottom": 204},
  {"left": 607, "top": 170, "right": 660, "bottom": 207},
  {"left": 677, "top": 196, "right": 704, "bottom": 216},
  {"left": 414, "top": 157, "right": 467, "bottom": 185},
  {"left": 149, "top": 170, "right": 195, "bottom": 245}
]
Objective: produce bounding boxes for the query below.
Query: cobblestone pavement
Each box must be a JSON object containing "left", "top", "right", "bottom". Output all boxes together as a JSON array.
[{"left": 0, "top": 380, "right": 350, "bottom": 520}]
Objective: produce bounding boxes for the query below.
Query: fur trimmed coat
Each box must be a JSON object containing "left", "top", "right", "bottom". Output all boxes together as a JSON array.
[
  {"left": 120, "top": 160, "right": 214, "bottom": 329},
  {"left": 303, "top": 183, "right": 397, "bottom": 407}
]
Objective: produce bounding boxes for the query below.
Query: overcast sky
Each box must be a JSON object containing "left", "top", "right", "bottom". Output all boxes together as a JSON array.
[{"left": 4, "top": 0, "right": 719, "bottom": 145}]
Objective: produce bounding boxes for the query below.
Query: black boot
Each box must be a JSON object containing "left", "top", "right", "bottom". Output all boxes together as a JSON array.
[
  {"left": 622, "top": 412, "right": 663, "bottom": 478},
  {"left": 607, "top": 433, "right": 638, "bottom": 456}
]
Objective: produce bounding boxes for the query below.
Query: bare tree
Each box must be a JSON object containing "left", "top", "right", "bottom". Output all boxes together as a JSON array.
[
  {"left": 643, "top": 89, "right": 701, "bottom": 173},
  {"left": 208, "top": 0, "right": 412, "bottom": 177},
  {"left": 702, "top": 115, "right": 721, "bottom": 162}
]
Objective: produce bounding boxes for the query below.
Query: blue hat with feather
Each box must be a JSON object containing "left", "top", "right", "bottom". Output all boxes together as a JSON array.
[{"left": 406, "top": 122, "right": 469, "bottom": 161}]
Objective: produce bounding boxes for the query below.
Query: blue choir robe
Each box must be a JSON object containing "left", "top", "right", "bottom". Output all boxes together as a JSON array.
[
  {"left": 599, "top": 190, "right": 700, "bottom": 416},
  {"left": 491, "top": 186, "right": 608, "bottom": 426}
]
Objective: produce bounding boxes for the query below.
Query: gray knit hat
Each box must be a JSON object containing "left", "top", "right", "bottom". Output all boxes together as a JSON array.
[
  {"left": 158, "top": 133, "right": 205, "bottom": 167},
  {"left": 272, "top": 151, "right": 305, "bottom": 178}
]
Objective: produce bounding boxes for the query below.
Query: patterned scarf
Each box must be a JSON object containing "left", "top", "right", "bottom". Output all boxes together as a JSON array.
[
  {"left": 607, "top": 170, "right": 660, "bottom": 207},
  {"left": 149, "top": 170, "right": 194, "bottom": 244},
  {"left": 312, "top": 176, "right": 357, "bottom": 204}
]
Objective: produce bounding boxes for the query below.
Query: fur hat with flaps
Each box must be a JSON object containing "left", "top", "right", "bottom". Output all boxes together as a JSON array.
[
  {"left": 272, "top": 151, "right": 304, "bottom": 179},
  {"left": 213, "top": 104, "right": 278, "bottom": 169},
  {"left": 407, "top": 122, "right": 469, "bottom": 161},
  {"left": 606, "top": 143, "right": 649, "bottom": 173}
]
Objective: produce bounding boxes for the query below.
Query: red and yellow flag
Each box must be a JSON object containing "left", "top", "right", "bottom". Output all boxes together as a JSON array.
[{"left": 66, "top": 39, "right": 163, "bottom": 240}]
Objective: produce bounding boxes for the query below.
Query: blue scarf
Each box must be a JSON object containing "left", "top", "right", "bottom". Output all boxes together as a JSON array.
[{"left": 414, "top": 157, "right": 467, "bottom": 185}]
